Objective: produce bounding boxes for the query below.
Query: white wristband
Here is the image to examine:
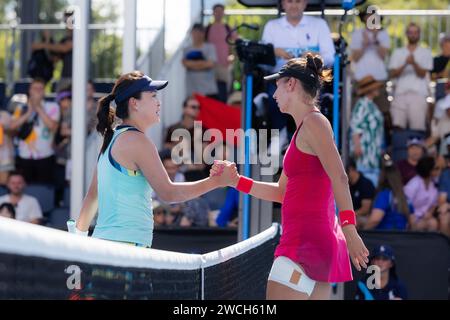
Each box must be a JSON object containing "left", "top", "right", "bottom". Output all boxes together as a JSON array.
[{"left": 67, "top": 219, "right": 89, "bottom": 237}]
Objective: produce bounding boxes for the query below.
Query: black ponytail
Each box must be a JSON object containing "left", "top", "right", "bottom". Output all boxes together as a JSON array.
[
  {"left": 97, "top": 93, "right": 116, "bottom": 154},
  {"left": 96, "top": 70, "right": 146, "bottom": 154}
]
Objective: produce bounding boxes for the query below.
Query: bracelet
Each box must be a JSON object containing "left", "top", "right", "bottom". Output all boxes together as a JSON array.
[
  {"left": 339, "top": 210, "right": 356, "bottom": 228},
  {"left": 236, "top": 176, "right": 254, "bottom": 194}
]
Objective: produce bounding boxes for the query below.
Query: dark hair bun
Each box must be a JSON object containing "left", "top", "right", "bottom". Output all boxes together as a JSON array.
[
  {"left": 304, "top": 52, "right": 332, "bottom": 83},
  {"left": 305, "top": 52, "right": 324, "bottom": 76}
]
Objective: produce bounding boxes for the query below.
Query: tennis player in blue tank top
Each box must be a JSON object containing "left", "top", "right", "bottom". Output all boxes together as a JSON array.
[{"left": 74, "top": 71, "right": 237, "bottom": 247}]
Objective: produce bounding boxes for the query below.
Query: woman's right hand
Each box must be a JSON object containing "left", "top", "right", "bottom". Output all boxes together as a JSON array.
[{"left": 210, "top": 160, "right": 239, "bottom": 188}]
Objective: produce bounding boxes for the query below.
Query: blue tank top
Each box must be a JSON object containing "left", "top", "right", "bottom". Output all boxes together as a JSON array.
[{"left": 92, "top": 125, "right": 154, "bottom": 247}]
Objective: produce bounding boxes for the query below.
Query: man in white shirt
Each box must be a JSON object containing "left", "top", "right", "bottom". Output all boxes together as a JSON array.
[
  {"left": 351, "top": 10, "right": 390, "bottom": 82},
  {"left": 389, "top": 23, "right": 433, "bottom": 132},
  {"left": 261, "top": 0, "right": 335, "bottom": 151},
  {"left": 0, "top": 172, "right": 43, "bottom": 224}
]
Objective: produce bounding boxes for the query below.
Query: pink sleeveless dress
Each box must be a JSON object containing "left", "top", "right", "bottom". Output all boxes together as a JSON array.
[{"left": 274, "top": 112, "right": 353, "bottom": 283}]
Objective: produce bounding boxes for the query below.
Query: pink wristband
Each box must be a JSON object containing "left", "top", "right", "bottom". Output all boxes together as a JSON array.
[
  {"left": 236, "top": 176, "right": 253, "bottom": 194},
  {"left": 339, "top": 210, "right": 356, "bottom": 227}
]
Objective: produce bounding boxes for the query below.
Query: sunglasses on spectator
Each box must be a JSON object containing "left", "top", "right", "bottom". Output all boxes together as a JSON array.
[{"left": 189, "top": 104, "right": 201, "bottom": 110}]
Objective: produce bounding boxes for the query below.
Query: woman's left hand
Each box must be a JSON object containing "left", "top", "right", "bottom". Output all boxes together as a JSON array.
[{"left": 343, "top": 226, "right": 370, "bottom": 271}]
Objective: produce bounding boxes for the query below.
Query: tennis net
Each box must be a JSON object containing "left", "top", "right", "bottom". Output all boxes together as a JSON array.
[{"left": 0, "top": 217, "right": 279, "bottom": 300}]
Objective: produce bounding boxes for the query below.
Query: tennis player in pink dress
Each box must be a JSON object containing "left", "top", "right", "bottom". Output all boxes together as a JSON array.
[{"left": 212, "top": 53, "right": 369, "bottom": 300}]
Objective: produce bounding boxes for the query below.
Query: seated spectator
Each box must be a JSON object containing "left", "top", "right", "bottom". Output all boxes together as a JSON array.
[
  {"left": 182, "top": 23, "right": 219, "bottom": 99},
  {"left": 9, "top": 78, "right": 60, "bottom": 185},
  {"left": 179, "top": 197, "right": 211, "bottom": 227},
  {"left": 85, "top": 80, "right": 102, "bottom": 192},
  {"left": 346, "top": 158, "right": 375, "bottom": 229},
  {"left": 396, "top": 137, "right": 425, "bottom": 185},
  {"left": 0, "top": 109, "right": 15, "bottom": 186},
  {"left": 0, "top": 172, "right": 43, "bottom": 224},
  {"left": 153, "top": 150, "right": 186, "bottom": 226},
  {"left": 364, "top": 155, "right": 413, "bottom": 231},
  {"left": 404, "top": 156, "right": 439, "bottom": 231},
  {"left": 152, "top": 200, "right": 169, "bottom": 228},
  {"left": 0, "top": 202, "right": 15, "bottom": 219},
  {"left": 165, "top": 97, "right": 210, "bottom": 182},
  {"left": 164, "top": 96, "right": 201, "bottom": 150},
  {"left": 355, "top": 245, "right": 407, "bottom": 300},
  {"left": 427, "top": 94, "right": 450, "bottom": 160},
  {"left": 349, "top": 76, "right": 385, "bottom": 186},
  {"left": 54, "top": 88, "right": 72, "bottom": 205},
  {"left": 388, "top": 23, "right": 433, "bottom": 132},
  {"left": 436, "top": 150, "right": 450, "bottom": 237},
  {"left": 431, "top": 34, "right": 450, "bottom": 81},
  {"left": 432, "top": 81, "right": 450, "bottom": 121}
]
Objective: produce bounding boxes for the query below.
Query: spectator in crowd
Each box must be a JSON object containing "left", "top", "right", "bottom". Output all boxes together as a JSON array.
[
  {"left": 426, "top": 94, "right": 450, "bottom": 159},
  {"left": 346, "top": 158, "right": 376, "bottom": 229},
  {"left": 183, "top": 23, "right": 219, "bottom": 99},
  {"left": 432, "top": 81, "right": 450, "bottom": 121},
  {"left": 396, "top": 137, "right": 425, "bottom": 185},
  {"left": 9, "top": 78, "right": 60, "bottom": 185},
  {"left": 164, "top": 96, "right": 209, "bottom": 181},
  {"left": 431, "top": 34, "right": 450, "bottom": 81},
  {"left": 355, "top": 245, "right": 407, "bottom": 300},
  {"left": 85, "top": 80, "right": 102, "bottom": 193},
  {"left": 32, "top": 9, "right": 74, "bottom": 89},
  {"left": 179, "top": 197, "right": 211, "bottom": 227},
  {"left": 350, "top": 7, "right": 390, "bottom": 118},
  {"left": 0, "top": 109, "right": 15, "bottom": 186},
  {"left": 152, "top": 200, "right": 169, "bottom": 228},
  {"left": 404, "top": 156, "right": 439, "bottom": 231},
  {"left": 388, "top": 23, "right": 433, "bottom": 132},
  {"left": 54, "top": 88, "right": 72, "bottom": 204},
  {"left": 164, "top": 96, "right": 201, "bottom": 149},
  {"left": 437, "top": 149, "right": 450, "bottom": 237},
  {"left": 86, "top": 80, "right": 98, "bottom": 136},
  {"left": 0, "top": 202, "right": 15, "bottom": 219},
  {"left": 349, "top": 76, "right": 385, "bottom": 186},
  {"left": 351, "top": 8, "right": 390, "bottom": 82},
  {"left": 153, "top": 149, "right": 186, "bottom": 226},
  {"left": 205, "top": 3, "right": 237, "bottom": 103},
  {"left": 261, "top": 0, "right": 335, "bottom": 154},
  {"left": 0, "top": 172, "right": 43, "bottom": 224},
  {"left": 364, "top": 154, "right": 412, "bottom": 231}
]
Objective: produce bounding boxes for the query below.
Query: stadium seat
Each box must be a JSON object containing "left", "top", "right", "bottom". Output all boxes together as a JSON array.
[
  {"left": 94, "top": 82, "right": 114, "bottom": 94},
  {"left": 24, "top": 184, "right": 55, "bottom": 215},
  {"left": 48, "top": 207, "right": 70, "bottom": 230},
  {"left": 63, "top": 187, "right": 70, "bottom": 208},
  {"left": 0, "top": 185, "right": 8, "bottom": 197},
  {"left": 13, "top": 81, "right": 31, "bottom": 95},
  {"left": 0, "top": 82, "right": 5, "bottom": 110}
]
